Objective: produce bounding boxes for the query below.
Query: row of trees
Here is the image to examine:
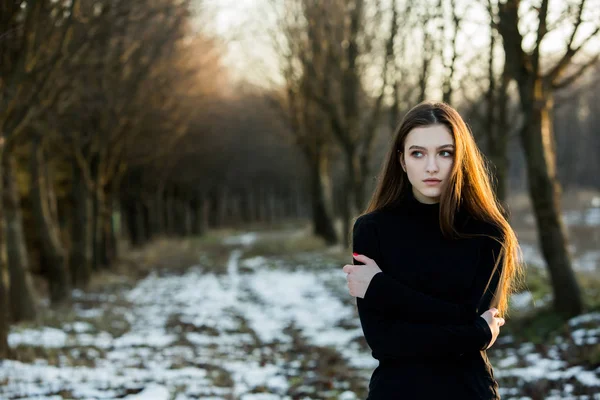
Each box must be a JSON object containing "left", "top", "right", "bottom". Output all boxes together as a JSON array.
[
  {"left": 0, "top": 0, "right": 313, "bottom": 359},
  {"left": 0, "top": 0, "right": 223, "bottom": 357}
]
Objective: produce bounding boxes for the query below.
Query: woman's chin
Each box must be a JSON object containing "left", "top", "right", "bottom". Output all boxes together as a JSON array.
[{"left": 415, "top": 187, "right": 442, "bottom": 203}]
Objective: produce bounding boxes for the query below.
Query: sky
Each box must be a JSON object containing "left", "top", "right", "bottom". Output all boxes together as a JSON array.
[
  {"left": 198, "top": 0, "right": 600, "bottom": 91},
  {"left": 196, "top": 0, "right": 282, "bottom": 87}
]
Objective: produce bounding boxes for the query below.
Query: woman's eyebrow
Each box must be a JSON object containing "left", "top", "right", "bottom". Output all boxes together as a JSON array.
[{"left": 408, "top": 144, "right": 455, "bottom": 150}]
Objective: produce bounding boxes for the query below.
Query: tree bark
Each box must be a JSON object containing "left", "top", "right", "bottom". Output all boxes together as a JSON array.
[
  {"left": 70, "top": 158, "right": 92, "bottom": 287},
  {"left": 165, "top": 187, "right": 175, "bottom": 234},
  {"left": 2, "top": 154, "right": 37, "bottom": 321},
  {"left": 135, "top": 201, "right": 147, "bottom": 245},
  {"left": 520, "top": 87, "right": 583, "bottom": 316},
  {"left": 90, "top": 154, "right": 102, "bottom": 271},
  {"left": 152, "top": 187, "right": 165, "bottom": 236},
  {"left": 310, "top": 152, "right": 337, "bottom": 245},
  {"left": 0, "top": 161, "right": 9, "bottom": 357},
  {"left": 92, "top": 185, "right": 108, "bottom": 269},
  {"left": 123, "top": 198, "right": 141, "bottom": 247},
  {"left": 99, "top": 190, "right": 115, "bottom": 267},
  {"left": 30, "top": 136, "right": 70, "bottom": 305}
]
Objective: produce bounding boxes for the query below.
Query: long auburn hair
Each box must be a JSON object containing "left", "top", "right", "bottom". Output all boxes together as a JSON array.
[{"left": 361, "top": 102, "right": 523, "bottom": 317}]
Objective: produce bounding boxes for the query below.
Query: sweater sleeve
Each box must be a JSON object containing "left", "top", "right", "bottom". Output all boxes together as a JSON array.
[
  {"left": 357, "top": 304, "right": 492, "bottom": 360},
  {"left": 352, "top": 215, "right": 470, "bottom": 324}
]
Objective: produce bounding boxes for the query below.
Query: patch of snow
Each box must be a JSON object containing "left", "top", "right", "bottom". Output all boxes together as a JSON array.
[
  {"left": 569, "top": 312, "right": 600, "bottom": 327},
  {"left": 510, "top": 291, "right": 533, "bottom": 310},
  {"left": 241, "top": 256, "right": 269, "bottom": 270},
  {"left": 497, "top": 354, "right": 519, "bottom": 368},
  {"left": 573, "top": 250, "right": 600, "bottom": 272},
  {"left": 122, "top": 383, "right": 170, "bottom": 400},
  {"left": 8, "top": 327, "right": 67, "bottom": 348},
  {"left": 63, "top": 321, "right": 95, "bottom": 333},
  {"left": 223, "top": 233, "right": 259, "bottom": 246}
]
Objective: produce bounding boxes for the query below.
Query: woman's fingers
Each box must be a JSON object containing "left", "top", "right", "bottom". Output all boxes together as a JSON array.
[{"left": 352, "top": 253, "right": 373, "bottom": 264}]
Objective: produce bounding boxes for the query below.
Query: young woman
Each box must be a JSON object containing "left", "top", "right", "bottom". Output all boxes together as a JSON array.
[{"left": 342, "top": 102, "right": 522, "bottom": 399}]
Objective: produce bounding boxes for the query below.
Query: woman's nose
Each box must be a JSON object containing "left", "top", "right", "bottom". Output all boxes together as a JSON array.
[{"left": 426, "top": 156, "right": 439, "bottom": 173}]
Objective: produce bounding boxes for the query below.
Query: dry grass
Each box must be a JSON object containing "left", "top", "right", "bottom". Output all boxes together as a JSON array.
[{"left": 243, "top": 230, "right": 327, "bottom": 258}]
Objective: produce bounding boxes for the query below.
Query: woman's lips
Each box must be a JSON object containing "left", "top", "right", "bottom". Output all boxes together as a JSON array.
[{"left": 423, "top": 179, "right": 441, "bottom": 186}]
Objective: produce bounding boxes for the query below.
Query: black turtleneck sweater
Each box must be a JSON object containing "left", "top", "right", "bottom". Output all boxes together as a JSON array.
[{"left": 352, "top": 190, "right": 504, "bottom": 400}]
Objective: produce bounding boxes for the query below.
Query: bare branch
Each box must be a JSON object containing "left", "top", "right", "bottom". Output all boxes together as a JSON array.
[
  {"left": 531, "top": 0, "right": 549, "bottom": 75},
  {"left": 546, "top": 0, "right": 599, "bottom": 81},
  {"left": 553, "top": 53, "right": 600, "bottom": 89}
]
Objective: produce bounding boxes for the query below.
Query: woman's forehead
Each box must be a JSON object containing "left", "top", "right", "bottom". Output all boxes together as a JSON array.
[{"left": 405, "top": 125, "right": 454, "bottom": 148}]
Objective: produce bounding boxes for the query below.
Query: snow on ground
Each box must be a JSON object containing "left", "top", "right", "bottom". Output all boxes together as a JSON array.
[
  {"left": 1, "top": 233, "right": 370, "bottom": 399},
  {"left": 519, "top": 203, "right": 600, "bottom": 272},
  {"left": 1, "top": 230, "right": 599, "bottom": 399}
]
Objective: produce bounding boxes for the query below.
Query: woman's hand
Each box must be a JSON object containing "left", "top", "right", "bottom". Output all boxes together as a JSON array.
[
  {"left": 479, "top": 308, "right": 505, "bottom": 349},
  {"left": 342, "top": 253, "right": 383, "bottom": 298}
]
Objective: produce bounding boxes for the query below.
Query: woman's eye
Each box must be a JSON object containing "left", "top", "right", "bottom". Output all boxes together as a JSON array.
[
  {"left": 411, "top": 151, "right": 423, "bottom": 158},
  {"left": 440, "top": 151, "right": 453, "bottom": 157}
]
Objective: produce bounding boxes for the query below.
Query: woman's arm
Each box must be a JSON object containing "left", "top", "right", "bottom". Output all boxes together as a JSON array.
[
  {"left": 358, "top": 224, "right": 505, "bottom": 360},
  {"left": 352, "top": 215, "right": 471, "bottom": 324},
  {"left": 358, "top": 299, "right": 492, "bottom": 360}
]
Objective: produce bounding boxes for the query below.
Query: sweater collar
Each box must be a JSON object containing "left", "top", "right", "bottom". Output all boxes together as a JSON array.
[{"left": 390, "top": 188, "right": 440, "bottom": 216}]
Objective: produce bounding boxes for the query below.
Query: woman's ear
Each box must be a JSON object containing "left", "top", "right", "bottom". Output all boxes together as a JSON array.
[{"left": 398, "top": 152, "right": 406, "bottom": 172}]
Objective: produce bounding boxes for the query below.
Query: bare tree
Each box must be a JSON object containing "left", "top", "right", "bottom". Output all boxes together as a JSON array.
[
  {"left": 0, "top": 0, "right": 79, "bottom": 321},
  {"left": 497, "top": 0, "right": 599, "bottom": 316},
  {"left": 2, "top": 153, "right": 37, "bottom": 321}
]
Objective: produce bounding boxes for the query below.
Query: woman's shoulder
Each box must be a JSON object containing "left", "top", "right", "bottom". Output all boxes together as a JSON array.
[
  {"left": 354, "top": 208, "right": 399, "bottom": 226},
  {"left": 354, "top": 210, "right": 384, "bottom": 227}
]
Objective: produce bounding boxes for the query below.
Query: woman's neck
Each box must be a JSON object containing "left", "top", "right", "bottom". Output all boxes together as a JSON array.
[
  {"left": 389, "top": 187, "right": 440, "bottom": 216},
  {"left": 412, "top": 187, "right": 440, "bottom": 205}
]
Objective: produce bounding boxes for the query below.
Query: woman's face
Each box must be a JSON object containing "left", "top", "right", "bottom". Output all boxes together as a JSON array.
[{"left": 400, "top": 124, "right": 455, "bottom": 204}]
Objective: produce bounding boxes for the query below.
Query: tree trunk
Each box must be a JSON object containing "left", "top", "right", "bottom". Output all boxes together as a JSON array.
[
  {"left": 142, "top": 200, "right": 151, "bottom": 241},
  {"left": 109, "top": 199, "right": 119, "bottom": 257},
  {"left": 123, "top": 198, "right": 140, "bottom": 247},
  {"left": 165, "top": 187, "right": 175, "bottom": 235},
  {"left": 258, "top": 185, "right": 267, "bottom": 223},
  {"left": 198, "top": 193, "right": 209, "bottom": 235},
  {"left": 485, "top": 22, "right": 510, "bottom": 205},
  {"left": 92, "top": 185, "right": 108, "bottom": 269},
  {"left": 310, "top": 153, "right": 338, "bottom": 245},
  {"left": 217, "top": 187, "right": 227, "bottom": 227},
  {"left": 208, "top": 189, "right": 219, "bottom": 228},
  {"left": 70, "top": 159, "right": 92, "bottom": 287},
  {"left": 99, "top": 191, "right": 115, "bottom": 267},
  {"left": 521, "top": 86, "right": 583, "bottom": 316},
  {"left": 135, "top": 201, "right": 146, "bottom": 245},
  {"left": 152, "top": 187, "right": 165, "bottom": 236},
  {"left": 493, "top": 68, "right": 510, "bottom": 205},
  {"left": 497, "top": 0, "right": 583, "bottom": 317},
  {"left": 0, "top": 148, "right": 12, "bottom": 358},
  {"left": 3, "top": 154, "right": 37, "bottom": 321},
  {"left": 90, "top": 155, "right": 101, "bottom": 271},
  {"left": 30, "top": 137, "right": 70, "bottom": 305},
  {"left": 267, "top": 187, "right": 276, "bottom": 224},
  {"left": 0, "top": 257, "right": 8, "bottom": 357}
]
